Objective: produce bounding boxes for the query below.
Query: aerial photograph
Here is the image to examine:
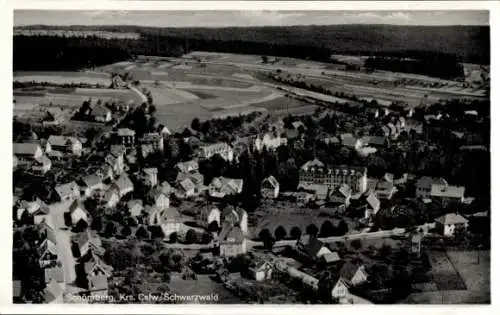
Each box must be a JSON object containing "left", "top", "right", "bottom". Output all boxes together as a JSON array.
[{"left": 12, "top": 10, "right": 490, "bottom": 304}]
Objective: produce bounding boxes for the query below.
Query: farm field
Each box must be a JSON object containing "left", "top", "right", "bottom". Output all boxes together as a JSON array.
[
  {"left": 401, "top": 250, "right": 490, "bottom": 304},
  {"left": 14, "top": 71, "right": 111, "bottom": 86}
]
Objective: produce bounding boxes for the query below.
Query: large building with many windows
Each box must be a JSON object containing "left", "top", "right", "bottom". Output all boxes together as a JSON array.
[{"left": 299, "top": 159, "right": 368, "bottom": 194}]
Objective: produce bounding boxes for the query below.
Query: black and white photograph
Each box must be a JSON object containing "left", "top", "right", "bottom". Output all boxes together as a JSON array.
[{"left": 9, "top": 3, "right": 492, "bottom": 308}]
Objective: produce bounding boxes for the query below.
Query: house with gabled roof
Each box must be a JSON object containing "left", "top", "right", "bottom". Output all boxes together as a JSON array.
[
  {"left": 13, "top": 142, "right": 43, "bottom": 160},
  {"left": 209, "top": 177, "right": 244, "bottom": 198},
  {"left": 54, "top": 181, "right": 80, "bottom": 201},
  {"left": 430, "top": 183, "right": 465, "bottom": 207},
  {"left": 321, "top": 252, "right": 341, "bottom": 265},
  {"left": 198, "top": 142, "right": 234, "bottom": 162},
  {"left": 435, "top": 213, "right": 469, "bottom": 237},
  {"left": 38, "top": 235, "right": 58, "bottom": 268},
  {"left": 32, "top": 204, "right": 50, "bottom": 225},
  {"left": 261, "top": 175, "right": 280, "bottom": 199},
  {"left": 82, "top": 253, "right": 113, "bottom": 279},
  {"left": 197, "top": 206, "right": 221, "bottom": 230},
  {"left": 47, "top": 135, "right": 83, "bottom": 156},
  {"left": 91, "top": 105, "right": 112, "bottom": 122},
  {"left": 78, "top": 174, "right": 103, "bottom": 197},
  {"left": 176, "top": 177, "right": 197, "bottom": 198},
  {"left": 328, "top": 184, "right": 352, "bottom": 207},
  {"left": 146, "top": 205, "right": 182, "bottom": 237},
  {"left": 249, "top": 260, "right": 274, "bottom": 281},
  {"left": 218, "top": 222, "right": 247, "bottom": 257},
  {"left": 296, "top": 235, "right": 332, "bottom": 261},
  {"left": 31, "top": 155, "right": 52, "bottom": 175},
  {"left": 111, "top": 175, "right": 134, "bottom": 198},
  {"left": 68, "top": 200, "right": 89, "bottom": 227},
  {"left": 116, "top": 128, "right": 135, "bottom": 146},
  {"left": 147, "top": 188, "right": 170, "bottom": 210},
  {"left": 104, "top": 187, "right": 120, "bottom": 209},
  {"left": 221, "top": 205, "right": 248, "bottom": 235},
  {"left": 415, "top": 176, "right": 448, "bottom": 199},
  {"left": 338, "top": 261, "right": 368, "bottom": 287},
  {"left": 175, "top": 160, "right": 199, "bottom": 173}
]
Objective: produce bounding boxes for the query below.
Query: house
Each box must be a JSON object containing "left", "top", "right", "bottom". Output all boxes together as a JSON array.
[
  {"left": 221, "top": 206, "right": 248, "bottom": 235},
  {"left": 104, "top": 187, "right": 120, "bottom": 209},
  {"left": 175, "top": 160, "right": 199, "bottom": 173},
  {"left": 44, "top": 265, "right": 64, "bottom": 284},
  {"left": 198, "top": 142, "right": 234, "bottom": 161},
  {"left": 43, "top": 280, "right": 64, "bottom": 303},
  {"left": 249, "top": 260, "right": 274, "bottom": 281},
  {"left": 107, "top": 147, "right": 126, "bottom": 174},
  {"left": 430, "top": 184, "right": 465, "bottom": 207},
  {"left": 13, "top": 142, "right": 43, "bottom": 160},
  {"left": 338, "top": 262, "right": 368, "bottom": 286},
  {"left": 78, "top": 174, "right": 103, "bottom": 197},
  {"left": 32, "top": 204, "right": 50, "bottom": 225},
  {"left": 296, "top": 235, "right": 332, "bottom": 260},
  {"left": 415, "top": 177, "right": 448, "bottom": 199},
  {"left": 321, "top": 252, "right": 341, "bottom": 264},
  {"left": 254, "top": 133, "right": 287, "bottom": 152},
  {"left": 339, "top": 133, "right": 362, "bottom": 150},
  {"left": 209, "top": 177, "right": 244, "bottom": 198},
  {"left": 82, "top": 254, "right": 113, "bottom": 279},
  {"left": 156, "top": 124, "right": 171, "bottom": 137},
  {"left": 127, "top": 199, "right": 144, "bottom": 217},
  {"left": 68, "top": 200, "right": 89, "bottom": 227},
  {"left": 87, "top": 274, "right": 109, "bottom": 297},
  {"left": 147, "top": 206, "right": 182, "bottom": 237},
  {"left": 365, "top": 193, "right": 381, "bottom": 220},
  {"left": 299, "top": 159, "right": 368, "bottom": 194},
  {"left": 42, "top": 108, "right": 64, "bottom": 126},
  {"left": 176, "top": 177, "right": 197, "bottom": 198},
  {"left": 328, "top": 184, "right": 352, "bottom": 207},
  {"left": 47, "top": 135, "right": 83, "bottom": 156},
  {"left": 91, "top": 105, "right": 112, "bottom": 122},
  {"left": 375, "top": 180, "right": 398, "bottom": 200},
  {"left": 218, "top": 223, "right": 247, "bottom": 257},
  {"left": 38, "top": 228, "right": 58, "bottom": 267},
  {"left": 159, "top": 181, "right": 174, "bottom": 196},
  {"left": 116, "top": 128, "right": 135, "bottom": 146},
  {"left": 142, "top": 168, "right": 158, "bottom": 187},
  {"left": 31, "top": 155, "right": 52, "bottom": 175},
  {"left": 435, "top": 213, "right": 469, "bottom": 237},
  {"left": 54, "top": 181, "right": 80, "bottom": 201},
  {"left": 329, "top": 275, "right": 351, "bottom": 301},
  {"left": 112, "top": 175, "right": 134, "bottom": 198},
  {"left": 261, "top": 175, "right": 280, "bottom": 199},
  {"left": 197, "top": 207, "right": 221, "bottom": 230},
  {"left": 139, "top": 133, "right": 164, "bottom": 152},
  {"left": 147, "top": 188, "right": 170, "bottom": 209}
]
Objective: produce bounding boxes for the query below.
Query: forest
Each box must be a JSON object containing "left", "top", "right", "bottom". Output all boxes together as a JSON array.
[{"left": 14, "top": 24, "right": 489, "bottom": 71}]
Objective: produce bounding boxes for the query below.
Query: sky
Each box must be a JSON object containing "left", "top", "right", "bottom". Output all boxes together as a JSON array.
[{"left": 14, "top": 10, "right": 489, "bottom": 27}]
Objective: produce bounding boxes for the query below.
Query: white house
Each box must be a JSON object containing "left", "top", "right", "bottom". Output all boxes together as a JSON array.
[
  {"left": 254, "top": 134, "right": 287, "bottom": 152},
  {"left": 31, "top": 156, "right": 52, "bottom": 175},
  {"left": 209, "top": 177, "right": 244, "bottom": 198},
  {"left": 68, "top": 200, "right": 89, "bottom": 227},
  {"left": 430, "top": 184, "right": 465, "bottom": 207},
  {"left": 112, "top": 175, "right": 134, "bottom": 198},
  {"left": 415, "top": 177, "right": 448, "bottom": 199},
  {"left": 198, "top": 207, "right": 221, "bottom": 230},
  {"left": 104, "top": 188, "right": 120, "bottom": 209},
  {"left": 219, "top": 223, "right": 247, "bottom": 257},
  {"left": 434, "top": 213, "right": 469, "bottom": 237},
  {"left": 249, "top": 261, "right": 274, "bottom": 281},
  {"left": 54, "top": 181, "right": 80, "bottom": 201},
  {"left": 142, "top": 168, "right": 158, "bottom": 187},
  {"left": 78, "top": 175, "right": 103, "bottom": 197},
  {"left": 198, "top": 142, "right": 234, "bottom": 161},
  {"left": 261, "top": 175, "right": 280, "bottom": 199}
]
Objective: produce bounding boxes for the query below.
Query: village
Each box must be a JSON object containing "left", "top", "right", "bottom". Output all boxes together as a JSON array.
[{"left": 12, "top": 58, "right": 490, "bottom": 304}]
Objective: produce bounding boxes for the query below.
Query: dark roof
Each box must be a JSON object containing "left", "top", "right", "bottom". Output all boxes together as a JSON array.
[
  {"left": 220, "top": 223, "right": 244, "bottom": 243},
  {"left": 81, "top": 174, "right": 102, "bottom": 188},
  {"left": 339, "top": 262, "right": 363, "bottom": 281},
  {"left": 69, "top": 200, "right": 86, "bottom": 213},
  {"left": 297, "top": 235, "right": 327, "bottom": 258}
]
